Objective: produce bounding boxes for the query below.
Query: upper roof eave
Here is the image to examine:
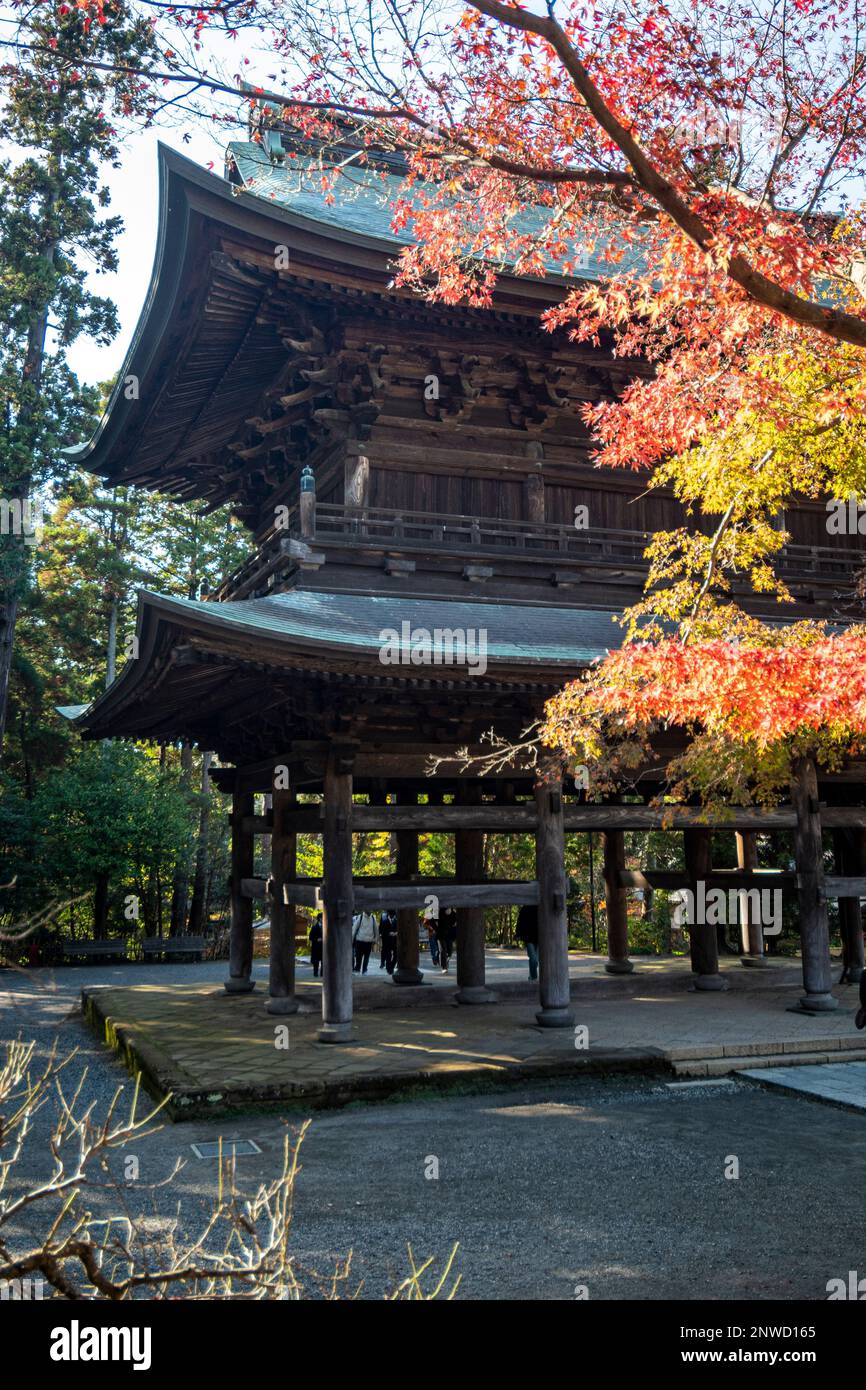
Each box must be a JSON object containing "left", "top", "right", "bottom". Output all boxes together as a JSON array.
[{"left": 66, "top": 144, "right": 579, "bottom": 481}]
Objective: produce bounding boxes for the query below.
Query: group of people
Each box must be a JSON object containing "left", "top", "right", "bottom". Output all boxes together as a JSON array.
[
  {"left": 422, "top": 903, "right": 457, "bottom": 973},
  {"left": 305, "top": 904, "right": 461, "bottom": 977}
]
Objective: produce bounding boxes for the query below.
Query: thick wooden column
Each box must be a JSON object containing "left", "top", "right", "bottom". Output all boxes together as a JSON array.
[
  {"left": 393, "top": 787, "right": 423, "bottom": 985},
  {"left": 834, "top": 828, "right": 865, "bottom": 985},
  {"left": 534, "top": 756, "right": 574, "bottom": 1027},
  {"left": 684, "top": 828, "right": 726, "bottom": 991},
  {"left": 225, "top": 788, "right": 255, "bottom": 993},
  {"left": 791, "top": 756, "right": 837, "bottom": 1011},
  {"left": 266, "top": 785, "right": 298, "bottom": 1015},
  {"left": 319, "top": 748, "right": 355, "bottom": 1042},
  {"left": 602, "top": 828, "right": 634, "bottom": 974},
  {"left": 455, "top": 785, "right": 495, "bottom": 1003},
  {"left": 736, "top": 830, "right": 765, "bottom": 966}
]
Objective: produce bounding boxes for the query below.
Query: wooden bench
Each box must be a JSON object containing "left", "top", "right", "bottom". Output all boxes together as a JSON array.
[
  {"left": 61, "top": 939, "right": 128, "bottom": 964},
  {"left": 141, "top": 935, "right": 206, "bottom": 962}
]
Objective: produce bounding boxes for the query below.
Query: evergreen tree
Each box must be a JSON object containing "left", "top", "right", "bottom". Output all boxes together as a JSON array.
[{"left": 0, "top": 0, "right": 156, "bottom": 755}]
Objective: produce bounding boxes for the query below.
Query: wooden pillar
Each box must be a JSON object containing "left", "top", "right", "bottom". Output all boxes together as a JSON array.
[
  {"left": 736, "top": 830, "right": 765, "bottom": 966},
  {"left": 534, "top": 755, "right": 574, "bottom": 1027},
  {"left": 266, "top": 785, "right": 298, "bottom": 1015},
  {"left": 225, "top": 788, "right": 255, "bottom": 993},
  {"left": 791, "top": 755, "right": 837, "bottom": 1011},
  {"left": 684, "top": 828, "right": 726, "bottom": 991},
  {"left": 393, "top": 787, "right": 423, "bottom": 985},
  {"left": 602, "top": 828, "right": 634, "bottom": 974},
  {"left": 319, "top": 748, "right": 355, "bottom": 1041},
  {"left": 455, "top": 784, "right": 495, "bottom": 1003},
  {"left": 834, "top": 828, "right": 865, "bottom": 985}
]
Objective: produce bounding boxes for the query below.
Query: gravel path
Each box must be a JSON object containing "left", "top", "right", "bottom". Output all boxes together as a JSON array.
[{"left": 3, "top": 961, "right": 863, "bottom": 1301}]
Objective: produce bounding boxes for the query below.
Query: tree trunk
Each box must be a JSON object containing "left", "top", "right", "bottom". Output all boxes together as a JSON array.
[
  {"left": 187, "top": 751, "right": 213, "bottom": 934},
  {"left": 169, "top": 742, "right": 194, "bottom": 935},
  {"left": 0, "top": 593, "right": 20, "bottom": 759},
  {"left": 93, "top": 871, "right": 110, "bottom": 940}
]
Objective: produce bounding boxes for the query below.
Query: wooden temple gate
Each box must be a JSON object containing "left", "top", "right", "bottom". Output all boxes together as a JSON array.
[
  {"left": 66, "top": 138, "right": 866, "bottom": 1043},
  {"left": 215, "top": 753, "right": 866, "bottom": 1041}
]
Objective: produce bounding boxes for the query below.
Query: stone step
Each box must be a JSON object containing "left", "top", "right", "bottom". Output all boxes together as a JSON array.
[
  {"left": 665, "top": 1035, "right": 866, "bottom": 1063},
  {"left": 671, "top": 1048, "right": 866, "bottom": 1077}
]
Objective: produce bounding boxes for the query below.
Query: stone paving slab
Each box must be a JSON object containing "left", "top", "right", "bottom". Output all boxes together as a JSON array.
[
  {"left": 741, "top": 1061, "right": 866, "bottom": 1113},
  {"left": 81, "top": 960, "right": 866, "bottom": 1120}
]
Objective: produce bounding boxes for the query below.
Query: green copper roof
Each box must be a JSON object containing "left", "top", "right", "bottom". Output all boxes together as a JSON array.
[
  {"left": 68, "top": 587, "right": 623, "bottom": 735},
  {"left": 226, "top": 142, "right": 648, "bottom": 282},
  {"left": 149, "top": 587, "right": 620, "bottom": 666}
]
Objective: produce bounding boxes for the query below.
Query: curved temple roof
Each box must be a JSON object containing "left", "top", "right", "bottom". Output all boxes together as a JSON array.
[
  {"left": 66, "top": 141, "right": 644, "bottom": 511},
  {"left": 70, "top": 586, "right": 620, "bottom": 741}
]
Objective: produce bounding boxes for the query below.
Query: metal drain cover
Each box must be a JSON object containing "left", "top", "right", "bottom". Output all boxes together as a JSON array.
[{"left": 190, "top": 1139, "right": 262, "bottom": 1159}]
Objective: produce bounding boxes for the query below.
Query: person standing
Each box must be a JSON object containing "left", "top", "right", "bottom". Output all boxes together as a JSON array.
[
  {"left": 352, "top": 909, "right": 377, "bottom": 974},
  {"left": 516, "top": 903, "right": 539, "bottom": 981},
  {"left": 437, "top": 905, "right": 457, "bottom": 974},
  {"left": 423, "top": 900, "right": 440, "bottom": 966},
  {"left": 379, "top": 909, "right": 397, "bottom": 974},
  {"left": 309, "top": 912, "right": 323, "bottom": 978}
]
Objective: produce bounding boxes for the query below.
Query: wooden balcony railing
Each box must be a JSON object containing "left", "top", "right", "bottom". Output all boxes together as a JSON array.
[{"left": 210, "top": 502, "right": 866, "bottom": 601}]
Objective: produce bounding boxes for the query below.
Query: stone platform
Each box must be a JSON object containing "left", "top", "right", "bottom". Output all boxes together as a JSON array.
[{"left": 81, "top": 956, "right": 866, "bottom": 1119}]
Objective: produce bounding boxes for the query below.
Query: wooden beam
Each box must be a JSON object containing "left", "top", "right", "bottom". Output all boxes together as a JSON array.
[
  {"left": 820, "top": 876, "right": 866, "bottom": 899},
  {"left": 277, "top": 802, "right": 807, "bottom": 835},
  {"left": 240, "top": 876, "right": 268, "bottom": 900},
  {"left": 619, "top": 869, "right": 797, "bottom": 891},
  {"left": 354, "top": 881, "right": 539, "bottom": 910}
]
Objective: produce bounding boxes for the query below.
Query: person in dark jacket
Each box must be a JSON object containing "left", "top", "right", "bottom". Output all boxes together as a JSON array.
[
  {"left": 423, "top": 901, "right": 440, "bottom": 965},
  {"left": 516, "top": 904, "right": 539, "bottom": 981},
  {"left": 856, "top": 970, "right": 866, "bottom": 1030},
  {"left": 437, "top": 906, "right": 457, "bottom": 974},
  {"left": 379, "top": 910, "right": 397, "bottom": 974},
  {"left": 309, "top": 912, "right": 323, "bottom": 977}
]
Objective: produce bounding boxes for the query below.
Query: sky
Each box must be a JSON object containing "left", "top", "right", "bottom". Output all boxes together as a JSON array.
[{"left": 66, "top": 119, "right": 229, "bottom": 387}]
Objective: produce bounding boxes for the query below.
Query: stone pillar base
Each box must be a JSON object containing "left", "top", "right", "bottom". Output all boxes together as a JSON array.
[
  {"left": 740, "top": 954, "right": 767, "bottom": 968},
  {"left": 318, "top": 1021, "right": 353, "bottom": 1043},
  {"left": 265, "top": 996, "right": 299, "bottom": 1015},
  {"left": 692, "top": 974, "right": 729, "bottom": 992},
  {"left": 392, "top": 967, "right": 424, "bottom": 985},
  {"left": 455, "top": 986, "right": 497, "bottom": 1004},
  {"left": 792, "top": 992, "right": 839, "bottom": 1013},
  {"left": 224, "top": 976, "right": 255, "bottom": 995},
  {"left": 604, "top": 957, "right": 634, "bottom": 975},
  {"left": 536, "top": 1006, "right": 575, "bottom": 1028}
]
